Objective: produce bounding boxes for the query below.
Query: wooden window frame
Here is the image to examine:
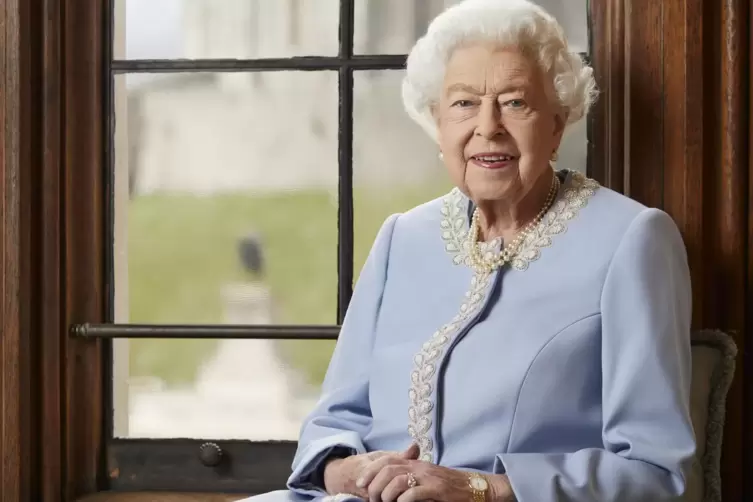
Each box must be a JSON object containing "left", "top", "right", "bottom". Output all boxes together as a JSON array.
[{"left": 1, "top": 0, "right": 751, "bottom": 501}]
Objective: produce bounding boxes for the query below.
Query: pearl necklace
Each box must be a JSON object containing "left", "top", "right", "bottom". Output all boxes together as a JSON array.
[{"left": 468, "top": 173, "right": 560, "bottom": 273}]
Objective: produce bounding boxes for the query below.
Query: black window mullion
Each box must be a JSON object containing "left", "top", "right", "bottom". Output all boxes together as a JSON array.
[
  {"left": 73, "top": 323, "right": 339, "bottom": 340},
  {"left": 338, "top": 0, "right": 355, "bottom": 60},
  {"left": 337, "top": 0, "right": 355, "bottom": 322},
  {"left": 337, "top": 67, "right": 355, "bottom": 323},
  {"left": 110, "top": 55, "right": 407, "bottom": 73}
]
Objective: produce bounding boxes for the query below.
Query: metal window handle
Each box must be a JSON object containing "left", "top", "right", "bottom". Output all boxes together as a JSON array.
[{"left": 199, "top": 442, "right": 223, "bottom": 467}]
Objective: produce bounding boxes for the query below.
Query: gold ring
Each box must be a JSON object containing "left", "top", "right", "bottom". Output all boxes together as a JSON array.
[{"left": 406, "top": 472, "right": 418, "bottom": 488}]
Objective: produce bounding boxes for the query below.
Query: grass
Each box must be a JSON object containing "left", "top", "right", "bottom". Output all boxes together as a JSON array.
[{"left": 128, "top": 181, "right": 452, "bottom": 388}]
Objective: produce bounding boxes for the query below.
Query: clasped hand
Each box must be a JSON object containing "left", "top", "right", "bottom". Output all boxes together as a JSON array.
[{"left": 323, "top": 444, "right": 511, "bottom": 502}]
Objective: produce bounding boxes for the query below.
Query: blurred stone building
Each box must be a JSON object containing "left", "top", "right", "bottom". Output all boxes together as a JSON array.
[
  {"left": 126, "top": 0, "right": 588, "bottom": 196},
  {"left": 127, "top": 1, "right": 450, "bottom": 195}
]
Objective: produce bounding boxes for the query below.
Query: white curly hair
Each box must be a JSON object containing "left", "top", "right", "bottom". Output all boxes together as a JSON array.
[{"left": 402, "top": 0, "right": 597, "bottom": 143}]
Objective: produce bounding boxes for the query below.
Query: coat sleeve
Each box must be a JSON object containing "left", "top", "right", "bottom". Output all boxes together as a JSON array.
[
  {"left": 286, "top": 214, "right": 400, "bottom": 498},
  {"left": 493, "top": 208, "right": 697, "bottom": 502}
]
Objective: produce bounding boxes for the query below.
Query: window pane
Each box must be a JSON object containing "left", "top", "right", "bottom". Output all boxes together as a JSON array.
[
  {"left": 353, "top": 70, "right": 453, "bottom": 277},
  {"left": 354, "top": 0, "right": 589, "bottom": 54},
  {"left": 113, "top": 70, "right": 338, "bottom": 438},
  {"left": 353, "top": 70, "right": 588, "bottom": 278},
  {"left": 115, "top": 0, "right": 338, "bottom": 60},
  {"left": 116, "top": 71, "right": 337, "bottom": 327},
  {"left": 119, "top": 338, "right": 331, "bottom": 439}
]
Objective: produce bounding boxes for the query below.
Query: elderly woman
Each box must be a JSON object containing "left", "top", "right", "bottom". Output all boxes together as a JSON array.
[{"left": 243, "top": 0, "right": 696, "bottom": 501}]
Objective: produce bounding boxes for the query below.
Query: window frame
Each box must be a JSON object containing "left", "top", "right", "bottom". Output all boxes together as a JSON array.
[{"left": 79, "top": 0, "right": 595, "bottom": 495}]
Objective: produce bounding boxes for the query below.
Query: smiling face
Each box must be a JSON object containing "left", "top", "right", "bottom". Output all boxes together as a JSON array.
[{"left": 434, "top": 43, "right": 566, "bottom": 205}]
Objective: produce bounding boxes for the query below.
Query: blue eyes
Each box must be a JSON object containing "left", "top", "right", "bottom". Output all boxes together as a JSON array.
[{"left": 451, "top": 100, "right": 473, "bottom": 108}]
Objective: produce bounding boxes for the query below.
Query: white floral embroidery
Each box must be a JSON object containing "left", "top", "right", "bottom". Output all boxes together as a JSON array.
[
  {"left": 408, "top": 171, "right": 598, "bottom": 463},
  {"left": 441, "top": 171, "right": 598, "bottom": 270},
  {"left": 407, "top": 270, "right": 492, "bottom": 462},
  {"left": 439, "top": 189, "right": 501, "bottom": 266},
  {"left": 510, "top": 172, "right": 599, "bottom": 270}
]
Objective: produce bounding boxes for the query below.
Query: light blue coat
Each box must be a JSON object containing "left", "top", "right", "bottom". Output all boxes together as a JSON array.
[{"left": 244, "top": 171, "right": 696, "bottom": 502}]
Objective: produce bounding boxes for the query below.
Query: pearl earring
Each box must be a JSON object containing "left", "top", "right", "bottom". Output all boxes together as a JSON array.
[
  {"left": 438, "top": 152, "right": 444, "bottom": 161},
  {"left": 551, "top": 151, "right": 559, "bottom": 162}
]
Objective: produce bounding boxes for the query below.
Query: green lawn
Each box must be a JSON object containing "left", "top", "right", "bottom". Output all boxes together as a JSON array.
[{"left": 128, "top": 181, "right": 452, "bottom": 388}]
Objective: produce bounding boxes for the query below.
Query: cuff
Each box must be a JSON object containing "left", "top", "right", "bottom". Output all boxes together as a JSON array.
[
  {"left": 493, "top": 451, "right": 594, "bottom": 502},
  {"left": 287, "top": 431, "right": 365, "bottom": 497},
  {"left": 493, "top": 454, "right": 537, "bottom": 502}
]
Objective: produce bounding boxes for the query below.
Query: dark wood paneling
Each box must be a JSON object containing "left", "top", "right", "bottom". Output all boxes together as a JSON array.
[
  {"left": 1, "top": 0, "right": 37, "bottom": 501},
  {"left": 63, "top": 0, "right": 107, "bottom": 499},
  {"left": 588, "top": 0, "right": 625, "bottom": 190},
  {"left": 710, "top": 0, "right": 748, "bottom": 332},
  {"left": 662, "top": 0, "right": 706, "bottom": 329},
  {"left": 40, "top": 0, "right": 63, "bottom": 499},
  {"left": 748, "top": 3, "right": 753, "bottom": 495},
  {"left": 0, "top": 0, "right": 21, "bottom": 497},
  {"left": 705, "top": 2, "right": 749, "bottom": 498},
  {"left": 625, "top": 0, "right": 664, "bottom": 207},
  {"left": 591, "top": 0, "right": 752, "bottom": 499},
  {"left": 2, "top": 0, "right": 107, "bottom": 500}
]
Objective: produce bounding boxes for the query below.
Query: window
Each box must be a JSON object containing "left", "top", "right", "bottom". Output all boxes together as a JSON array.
[
  {"left": 289, "top": 0, "right": 302, "bottom": 46},
  {"left": 81, "top": 0, "right": 591, "bottom": 494}
]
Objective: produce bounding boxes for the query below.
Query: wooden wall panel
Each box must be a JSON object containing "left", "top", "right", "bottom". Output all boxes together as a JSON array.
[
  {"left": 63, "top": 0, "right": 106, "bottom": 498},
  {"left": 748, "top": 4, "right": 753, "bottom": 492},
  {"left": 1, "top": 0, "right": 37, "bottom": 501},
  {"left": 705, "top": 2, "right": 749, "bottom": 498},
  {"left": 1, "top": 0, "right": 106, "bottom": 500},
  {"left": 40, "top": 0, "right": 63, "bottom": 498},
  {"left": 591, "top": 0, "right": 752, "bottom": 499},
  {"left": 588, "top": 0, "right": 625, "bottom": 192},
  {"left": 624, "top": 0, "right": 664, "bottom": 208},
  {"left": 662, "top": 0, "right": 707, "bottom": 320}
]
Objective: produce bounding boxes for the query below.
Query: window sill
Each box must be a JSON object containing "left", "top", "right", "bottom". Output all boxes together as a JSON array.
[{"left": 77, "top": 493, "right": 249, "bottom": 502}]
